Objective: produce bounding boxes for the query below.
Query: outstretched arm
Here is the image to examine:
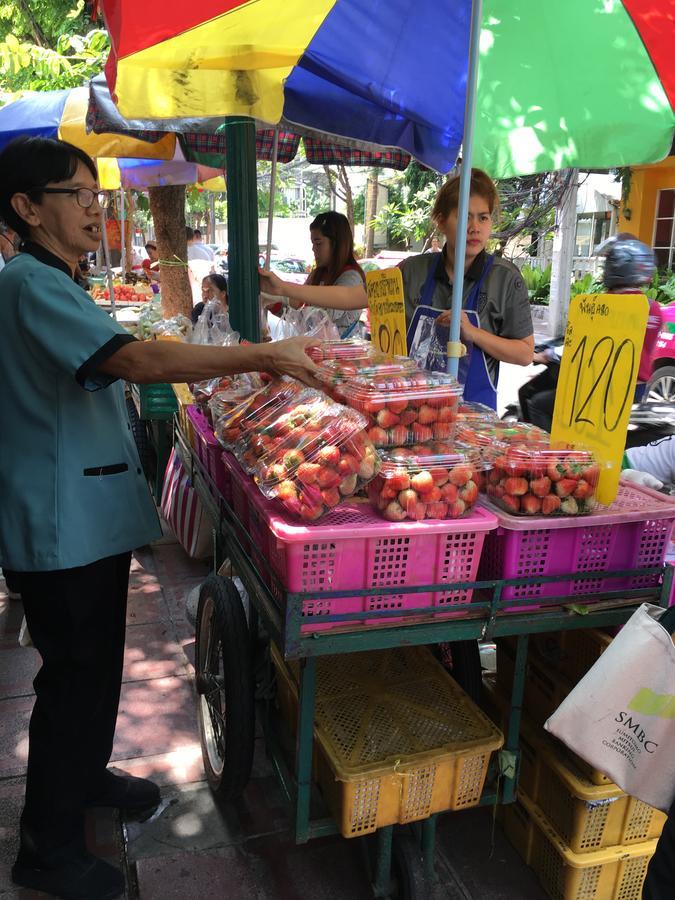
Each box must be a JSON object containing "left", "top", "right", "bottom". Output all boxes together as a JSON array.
[{"left": 259, "top": 268, "right": 367, "bottom": 310}]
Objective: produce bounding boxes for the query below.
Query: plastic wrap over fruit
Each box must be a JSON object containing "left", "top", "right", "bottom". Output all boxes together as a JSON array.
[
  {"left": 483, "top": 443, "right": 600, "bottom": 516},
  {"left": 307, "top": 338, "right": 379, "bottom": 363},
  {"left": 338, "top": 370, "right": 463, "bottom": 447},
  {"left": 367, "top": 441, "right": 481, "bottom": 521},
  {"left": 212, "top": 379, "right": 306, "bottom": 450}
]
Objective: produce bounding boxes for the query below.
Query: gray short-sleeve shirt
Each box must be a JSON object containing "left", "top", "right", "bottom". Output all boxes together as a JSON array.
[
  {"left": 316, "top": 267, "right": 363, "bottom": 337},
  {"left": 400, "top": 250, "right": 533, "bottom": 380}
]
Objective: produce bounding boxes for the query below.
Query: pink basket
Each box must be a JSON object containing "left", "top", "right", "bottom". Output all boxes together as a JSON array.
[
  {"left": 222, "top": 452, "right": 252, "bottom": 551},
  {"left": 246, "top": 494, "right": 497, "bottom": 633},
  {"left": 478, "top": 481, "right": 675, "bottom": 606},
  {"left": 186, "top": 407, "right": 231, "bottom": 502}
]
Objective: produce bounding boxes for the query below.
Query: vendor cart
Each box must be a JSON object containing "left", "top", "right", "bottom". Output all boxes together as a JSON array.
[
  {"left": 173, "top": 423, "right": 673, "bottom": 899},
  {"left": 127, "top": 382, "right": 177, "bottom": 502}
]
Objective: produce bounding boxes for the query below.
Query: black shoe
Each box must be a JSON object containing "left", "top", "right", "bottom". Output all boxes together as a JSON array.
[
  {"left": 12, "top": 847, "right": 124, "bottom": 900},
  {"left": 86, "top": 769, "right": 161, "bottom": 815}
]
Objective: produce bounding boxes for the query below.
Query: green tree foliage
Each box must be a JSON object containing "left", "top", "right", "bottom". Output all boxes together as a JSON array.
[{"left": 0, "top": 1, "right": 108, "bottom": 92}]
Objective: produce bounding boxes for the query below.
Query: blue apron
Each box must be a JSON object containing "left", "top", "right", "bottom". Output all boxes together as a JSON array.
[{"left": 414, "top": 253, "right": 497, "bottom": 409}]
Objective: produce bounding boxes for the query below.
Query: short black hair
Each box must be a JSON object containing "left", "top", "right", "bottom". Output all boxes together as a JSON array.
[
  {"left": 194, "top": 228, "right": 203, "bottom": 238},
  {"left": 185, "top": 226, "right": 194, "bottom": 241},
  {"left": 204, "top": 273, "right": 228, "bottom": 294},
  {"left": 0, "top": 136, "right": 98, "bottom": 239}
]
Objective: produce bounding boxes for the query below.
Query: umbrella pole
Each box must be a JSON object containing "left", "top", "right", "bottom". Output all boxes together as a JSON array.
[
  {"left": 448, "top": 0, "right": 483, "bottom": 378},
  {"left": 100, "top": 217, "right": 117, "bottom": 320},
  {"left": 120, "top": 189, "right": 126, "bottom": 281},
  {"left": 264, "top": 127, "right": 279, "bottom": 268}
]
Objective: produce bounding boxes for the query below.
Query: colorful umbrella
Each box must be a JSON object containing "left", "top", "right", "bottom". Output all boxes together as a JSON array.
[
  {"left": 0, "top": 87, "right": 176, "bottom": 160},
  {"left": 100, "top": 0, "right": 674, "bottom": 177}
]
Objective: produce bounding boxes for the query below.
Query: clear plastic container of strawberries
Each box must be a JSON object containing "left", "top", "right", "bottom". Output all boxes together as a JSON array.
[
  {"left": 307, "top": 338, "right": 379, "bottom": 363},
  {"left": 338, "top": 370, "right": 463, "bottom": 448},
  {"left": 456, "top": 400, "right": 500, "bottom": 423},
  {"left": 213, "top": 379, "right": 306, "bottom": 450},
  {"left": 252, "top": 399, "right": 380, "bottom": 521},
  {"left": 456, "top": 419, "right": 548, "bottom": 449},
  {"left": 367, "top": 441, "right": 481, "bottom": 521},
  {"left": 483, "top": 442, "right": 601, "bottom": 516}
]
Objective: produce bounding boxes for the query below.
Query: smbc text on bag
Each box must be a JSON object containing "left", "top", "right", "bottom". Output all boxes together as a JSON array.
[{"left": 545, "top": 603, "right": 675, "bottom": 812}]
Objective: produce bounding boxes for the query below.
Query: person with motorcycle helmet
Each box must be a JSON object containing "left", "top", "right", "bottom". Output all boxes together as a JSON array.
[{"left": 519, "top": 234, "right": 660, "bottom": 430}]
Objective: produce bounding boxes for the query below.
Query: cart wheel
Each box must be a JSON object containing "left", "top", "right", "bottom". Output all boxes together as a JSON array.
[
  {"left": 391, "top": 832, "right": 427, "bottom": 900},
  {"left": 126, "top": 396, "right": 153, "bottom": 475},
  {"left": 195, "top": 575, "right": 255, "bottom": 800}
]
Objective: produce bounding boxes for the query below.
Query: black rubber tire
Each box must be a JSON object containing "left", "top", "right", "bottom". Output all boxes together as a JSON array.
[
  {"left": 391, "top": 832, "right": 428, "bottom": 900},
  {"left": 195, "top": 575, "right": 255, "bottom": 800},
  {"left": 126, "top": 396, "right": 153, "bottom": 475},
  {"left": 646, "top": 364, "right": 675, "bottom": 404}
]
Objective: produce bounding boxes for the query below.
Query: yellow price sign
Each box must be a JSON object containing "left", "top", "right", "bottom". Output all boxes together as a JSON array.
[
  {"left": 366, "top": 267, "right": 407, "bottom": 358},
  {"left": 550, "top": 293, "right": 648, "bottom": 505}
]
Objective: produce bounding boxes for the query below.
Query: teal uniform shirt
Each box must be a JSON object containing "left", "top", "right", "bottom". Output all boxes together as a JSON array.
[{"left": 0, "top": 244, "right": 161, "bottom": 571}]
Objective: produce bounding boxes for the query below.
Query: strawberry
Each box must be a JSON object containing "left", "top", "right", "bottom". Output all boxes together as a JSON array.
[
  {"left": 503, "top": 477, "right": 528, "bottom": 496},
  {"left": 411, "top": 423, "right": 433, "bottom": 443},
  {"left": 530, "top": 476, "right": 552, "bottom": 498},
  {"left": 384, "top": 501, "right": 407, "bottom": 522},
  {"left": 363, "top": 397, "right": 386, "bottom": 414},
  {"left": 398, "top": 489, "right": 419, "bottom": 511},
  {"left": 318, "top": 445, "right": 341, "bottom": 467},
  {"left": 433, "top": 423, "right": 453, "bottom": 441},
  {"left": 339, "top": 473, "right": 359, "bottom": 495},
  {"left": 441, "top": 482, "right": 459, "bottom": 503},
  {"left": 425, "top": 501, "right": 448, "bottom": 519},
  {"left": 367, "top": 426, "right": 388, "bottom": 446},
  {"left": 282, "top": 496, "right": 303, "bottom": 517},
  {"left": 488, "top": 469, "right": 501, "bottom": 485},
  {"left": 296, "top": 462, "right": 322, "bottom": 485},
  {"left": 358, "top": 456, "right": 377, "bottom": 480},
  {"left": 542, "top": 495, "right": 561, "bottom": 515},
  {"left": 581, "top": 463, "right": 600, "bottom": 485},
  {"left": 547, "top": 462, "right": 563, "bottom": 483},
  {"left": 486, "top": 483, "right": 505, "bottom": 499},
  {"left": 400, "top": 410, "right": 418, "bottom": 426},
  {"left": 437, "top": 405, "right": 457, "bottom": 422},
  {"left": 390, "top": 425, "right": 409, "bottom": 446},
  {"left": 388, "top": 398, "right": 409, "bottom": 415},
  {"left": 430, "top": 467, "right": 449, "bottom": 487},
  {"left": 501, "top": 494, "right": 521, "bottom": 514},
  {"left": 420, "top": 486, "right": 442, "bottom": 503},
  {"left": 388, "top": 470, "right": 411, "bottom": 492},
  {"left": 411, "top": 471, "right": 434, "bottom": 493},
  {"left": 448, "top": 498, "right": 467, "bottom": 518},
  {"left": 276, "top": 480, "right": 298, "bottom": 501},
  {"left": 417, "top": 405, "right": 438, "bottom": 425},
  {"left": 321, "top": 487, "right": 341, "bottom": 507},
  {"left": 521, "top": 493, "right": 542, "bottom": 515},
  {"left": 408, "top": 501, "right": 427, "bottom": 521},
  {"left": 317, "top": 467, "right": 342, "bottom": 488},
  {"left": 560, "top": 496, "right": 579, "bottom": 515},
  {"left": 449, "top": 465, "right": 473, "bottom": 486},
  {"left": 573, "top": 479, "right": 592, "bottom": 500},
  {"left": 266, "top": 462, "right": 287, "bottom": 483},
  {"left": 377, "top": 409, "right": 400, "bottom": 428},
  {"left": 555, "top": 478, "right": 578, "bottom": 498},
  {"left": 299, "top": 503, "right": 324, "bottom": 522},
  {"left": 338, "top": 454, "right": 360, "bottom": 476},
  {"left": 459, "top": 480, "right": 478, "bottom": 506},
  {"left": 282, "top": 449, "right": 305, "bottom": 469}
]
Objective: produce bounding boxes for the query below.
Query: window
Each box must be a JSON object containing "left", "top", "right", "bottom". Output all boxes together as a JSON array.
[
  {"left": 653, "top": 189, "right": 675, "bottom": 270},
  {"left": 574, "top": 212, "right": 611, "bottom": 258}
]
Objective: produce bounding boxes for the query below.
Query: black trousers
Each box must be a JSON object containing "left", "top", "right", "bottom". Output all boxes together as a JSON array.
[
  {"left": 518, "top": 365, "right": 559, "bottom": 432},
  {"left": 5, "top": 552, "right": 132, "bottom": 857},
  {"left": 643, "top": 796, "right": 675, "bottom": 898}
]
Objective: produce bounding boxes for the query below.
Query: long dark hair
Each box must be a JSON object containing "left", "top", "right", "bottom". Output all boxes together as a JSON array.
[{"left": 306, "top": 211, "right": 365, "bottom": 286}]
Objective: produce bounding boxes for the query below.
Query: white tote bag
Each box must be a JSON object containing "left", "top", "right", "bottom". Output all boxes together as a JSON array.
[
  {"left": 160, "top": 448, "right": 212, "bottom": 559},
  {"left": 545, "top": 603, "right": 675, "bottom": 812}
]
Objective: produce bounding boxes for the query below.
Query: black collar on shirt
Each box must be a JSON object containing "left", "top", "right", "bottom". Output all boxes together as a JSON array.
[
  {"left": 21, "top": 241, "right": 76, "bottom": 281},
  {"left": 434, "top": 247, "right": 487, "bottom": 285}
]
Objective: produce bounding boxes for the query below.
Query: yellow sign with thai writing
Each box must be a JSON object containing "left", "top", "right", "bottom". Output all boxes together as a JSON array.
[
  {"left": 366, "top": 267, "right": 407, "bottom": 358},
  {"left": 550, "top": 293, "right": 648, "bottom": 505}
]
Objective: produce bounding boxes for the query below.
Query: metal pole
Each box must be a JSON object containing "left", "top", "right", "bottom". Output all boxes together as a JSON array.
[
  {"left": 119, "top": 188, "right": 126, "bottom": 281},
  {"left": 100, "top": 215, "right": 117, "bottom": 320},
  {"left": 264, "top": 128, "right": 279, "bottom": 268},
  {"left": 447, "top": 0, "right": 483, "bottom": 378},
  {"left": 225, "top": 117, "right": 260, "bottom": 342}
]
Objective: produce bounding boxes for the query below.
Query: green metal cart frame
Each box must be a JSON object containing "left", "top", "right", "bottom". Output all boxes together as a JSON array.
[
  {"left": 128, "top": 382, "right": 177, "bottom": 502},
  {"left": 175, "top": 428, "right": 672, "bottom": 898}
]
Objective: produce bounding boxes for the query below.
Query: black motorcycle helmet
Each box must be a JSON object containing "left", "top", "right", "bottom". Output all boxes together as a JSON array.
[{"left": 601, "top": 234, "right": 656, "bottom": 289}]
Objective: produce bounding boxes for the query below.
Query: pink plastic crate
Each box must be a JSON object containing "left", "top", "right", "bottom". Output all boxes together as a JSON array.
[
  {"left": 249, "top": 498, "right": 497, "bottom": 633},
  {"left": 222, "top": 452, "right": 251, "bottom": 551},
  {"left": 186, "top": 407, "right": 231, "bottom": 502},
  {"left": 478, "top": 481, "right": 675, "bottom": 606}
]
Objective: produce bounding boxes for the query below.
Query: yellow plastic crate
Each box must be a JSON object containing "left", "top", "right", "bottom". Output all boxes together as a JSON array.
[
  {"left": 171, "top": 383, "right": 195, "bottom": 446},
  {"left": 503, "top": 793, "right": 657, "bottom": 900},
  {"left": 272, "top": 645, "right": 503, "bottom": 838},
  {"left": 531, "top": 628, "right": 614, "bottom": 689}
]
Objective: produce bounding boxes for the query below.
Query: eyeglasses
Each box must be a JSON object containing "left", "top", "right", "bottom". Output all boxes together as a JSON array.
[{"left": 30, "top": 187, "right": 112, "bottom": 209}]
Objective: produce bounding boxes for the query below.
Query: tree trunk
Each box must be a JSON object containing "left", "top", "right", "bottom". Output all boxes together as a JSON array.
[
  {"left": 148, "top": 185, "right": 193, "bottom": 319},
  {"left": 336, "top": 164, "right": 354, "bottom": 233},
  {"left": 365, "top": 171, "right": 379, "bottom": 257},
  {"left": 549, "top": 169, "right": 579, "bottom": 338}
]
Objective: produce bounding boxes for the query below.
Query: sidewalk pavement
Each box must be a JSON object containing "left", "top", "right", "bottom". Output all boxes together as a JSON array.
[{"left": 0, "top": 531, "right": 546, "bottom": 900}]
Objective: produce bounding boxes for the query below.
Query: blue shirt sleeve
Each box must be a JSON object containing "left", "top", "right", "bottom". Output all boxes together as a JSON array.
[{"left": 17, "top": 266, "right": 136, "bottom": 391}]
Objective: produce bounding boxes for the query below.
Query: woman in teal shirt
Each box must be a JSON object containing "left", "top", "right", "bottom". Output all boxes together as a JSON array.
[{"left": 0, "top": 136, "right": 318, "bottom": 900}]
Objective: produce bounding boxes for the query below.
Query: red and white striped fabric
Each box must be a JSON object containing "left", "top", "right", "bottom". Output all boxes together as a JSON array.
[{"left": 160, "top": 448, "right": 212, "bottom": 558}]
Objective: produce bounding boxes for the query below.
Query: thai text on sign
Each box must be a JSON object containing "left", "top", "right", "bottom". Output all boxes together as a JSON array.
[{"left": 366, "top": 267, "right": 407, "bottom": 358}]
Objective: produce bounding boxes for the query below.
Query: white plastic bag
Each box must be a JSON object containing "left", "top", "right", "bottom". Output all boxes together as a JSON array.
[
  {"left": 545, "top": 603, "right": 675, "bottom": 812},
  {"left": 274, "top": 306, "right": 340, "bottom": 342},
  {"left": 192, "top": 299, "right": 239, "bottom": 346}
]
